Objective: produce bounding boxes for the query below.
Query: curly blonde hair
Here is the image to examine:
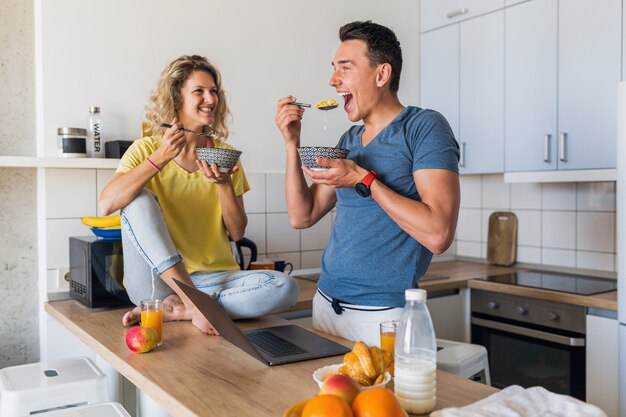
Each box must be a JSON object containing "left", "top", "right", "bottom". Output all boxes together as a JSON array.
[{"left": 144, "top": 55, "right": 230, "bottom": 140}]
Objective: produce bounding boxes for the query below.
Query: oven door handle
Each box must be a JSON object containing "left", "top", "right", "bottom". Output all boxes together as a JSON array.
[{"left": 471, "top": 317, "right": 585, "bottom": 347}]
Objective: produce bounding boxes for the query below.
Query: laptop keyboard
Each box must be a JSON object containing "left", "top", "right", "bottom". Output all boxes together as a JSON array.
[{"left": 247, "top": 330, "right": 308, "bottom": 357}]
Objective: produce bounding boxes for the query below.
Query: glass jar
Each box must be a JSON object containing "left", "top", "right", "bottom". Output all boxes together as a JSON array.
[{"left": 57, "top": 127, "right": 87, "bottom": 157}]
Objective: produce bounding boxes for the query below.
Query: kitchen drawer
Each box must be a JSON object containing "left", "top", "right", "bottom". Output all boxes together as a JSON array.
[{"left": 421, "top": 0, "right": 504, "bottom": 32}]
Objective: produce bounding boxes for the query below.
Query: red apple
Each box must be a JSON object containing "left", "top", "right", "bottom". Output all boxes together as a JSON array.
[
  {"left": 125, "top": 326, "right": 158, "bottom": 353},
  {"left": 319, "top": 374, "right": 361, "bottom": 405}
]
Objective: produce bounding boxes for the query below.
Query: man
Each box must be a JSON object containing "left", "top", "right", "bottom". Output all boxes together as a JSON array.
[{"left": 275, "top": 21, "right": 460, "bottom": 345}]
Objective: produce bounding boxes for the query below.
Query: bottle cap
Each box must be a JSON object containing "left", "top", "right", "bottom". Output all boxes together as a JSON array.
[
  {"left": 89, "top": 106, "right": 101, "bottom": 114},
  {"left": 405, "top": 288, "right": 427, "bottom": 301}
]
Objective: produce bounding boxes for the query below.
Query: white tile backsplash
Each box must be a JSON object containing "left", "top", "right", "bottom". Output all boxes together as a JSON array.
[
  {"left": 243, "top": 172, "right": 266, "bottom": 214},
  {"left": 96, "top": 169, "right": 115, "bottom": 216},
  {"left": 481, "top": 174, "right": 510, "bottom": 209},
  {"left": 456, "top": 208, "right": 482, "bottom": 241},
  {"left": 542, "top": 248, "right": 576, "bottom": 268},
  {"left": 456, "top": 240, "right": 482, "bottom": 258},
  {"left": 576, "top": 182, "right": 615, "bottom": 211},
  {"left": 541, "top": 211, "right": 576, "bottom": 250},
  {"left": 300, "top": 213, "right": 332, "bottom": 251},
  {"left": 46, "top": 219, "right": 90, "bottom": 269},
  {"left": 244, "top": 213, "right": 266, "bottom": 255},
  {"left": 510, "top": 182, "right": 542, "bottom": 210},
  {"left": 301, "top": 250, "right": 324, "bottom": 269},
  {"left": 267, "top": 212, "right": 300, "bottom": 253},
  {"left": 516, "top": 246, "right": 541, "bottom": 264},
  {"left": 577, "top": 211, "right": 615, "bottom": 253},
  {"left": 454, "top": 174, "right": 616, "bottom": 273},
  {"left": 266, "top": 173, "right": 287, "bottom": 212},
  {"left": 515, "top": 210, "right": 541, "bottom": 247},
  {"left": 45, "top": 169, "right": 96, "bottom": 218},
  {"left": 576, "top": 251, "right": 615, "bottom": 272},
  {"left": 542, "top": 183, "right": 576, "bottom": 210},
  {"left": 459, "top": 175, "right": 482, "bottom": 208}
]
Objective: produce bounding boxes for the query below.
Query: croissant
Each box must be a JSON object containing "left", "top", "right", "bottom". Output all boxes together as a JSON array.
[{"left": 336, "top": 341, "right": 392, "bottom": 386}]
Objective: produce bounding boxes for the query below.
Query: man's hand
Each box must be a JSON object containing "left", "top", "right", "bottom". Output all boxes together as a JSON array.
[
  {"left": 275, "top": 95, "right": 305, "bottom": 146},
  {"left": 302, "top": 157, "right": 367, "bottom": 189}
]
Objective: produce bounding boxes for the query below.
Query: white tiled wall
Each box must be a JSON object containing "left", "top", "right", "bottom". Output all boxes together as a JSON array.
[{"left": 456, "top": 174, "right": 616, "bottom": 272}]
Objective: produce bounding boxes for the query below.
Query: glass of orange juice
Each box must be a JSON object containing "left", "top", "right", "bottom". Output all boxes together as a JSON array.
[
  {"left": 380, "top": 321, "right": 398, "bottom": 376},
  {"left": 140, "top": 299, "right": 163, "bottom": 346}
]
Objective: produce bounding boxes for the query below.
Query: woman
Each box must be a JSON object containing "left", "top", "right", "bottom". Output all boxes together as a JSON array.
[{"left": 99, "top": 55, "right": 298, "bottom": 334}]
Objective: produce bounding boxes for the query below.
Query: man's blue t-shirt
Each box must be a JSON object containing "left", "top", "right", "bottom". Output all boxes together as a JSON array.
[{"left": 317, "top": 106, "right": 459, "bottom": 308}]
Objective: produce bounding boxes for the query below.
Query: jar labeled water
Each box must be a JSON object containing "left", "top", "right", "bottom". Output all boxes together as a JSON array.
[{"left": 394, "top": 288, "right": 437, "bottom": 414}]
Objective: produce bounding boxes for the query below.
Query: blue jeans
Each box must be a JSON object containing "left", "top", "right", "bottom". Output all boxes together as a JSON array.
[{"left": 120, "top": 189, "right": 299, "bottom": 319}]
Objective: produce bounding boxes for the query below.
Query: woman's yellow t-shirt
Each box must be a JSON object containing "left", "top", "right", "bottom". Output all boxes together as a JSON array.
[{"left": 117, "top": 136, "right": 250, "bottom": 274}]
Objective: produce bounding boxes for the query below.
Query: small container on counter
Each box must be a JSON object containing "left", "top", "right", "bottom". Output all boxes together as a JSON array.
[{"left": 57, "top": 127, "right": 87, "bottom": 157}]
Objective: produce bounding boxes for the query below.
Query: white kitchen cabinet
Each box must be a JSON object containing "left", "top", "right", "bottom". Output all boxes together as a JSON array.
[
  {"left": 504, "top": 0, "right": 557, "bottom": 172},
  {"left": 428, "top": 289, "right": 470, "bottom": 342},
  {"left": 420, "top": 25, "right": 459, "bottom": 140},
  {"left": 586, "top": 312, "right": 618, "bottom": 417},
  {"left": 420, "top": 10, "right": 504, "bottom": 174},
  {"left": 459, "top": 11, "right": 504, "bottom": 174},
  {"left": 421, "top": 0, "right": 504, "bottom": 32},
  {"left": 504, "top": 0, "right": 621, "bottom": 172}
]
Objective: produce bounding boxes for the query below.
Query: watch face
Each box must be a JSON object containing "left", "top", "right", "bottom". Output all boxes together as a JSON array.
[{"left": 355, "top": 182, "right": 370, "bottom": 197}]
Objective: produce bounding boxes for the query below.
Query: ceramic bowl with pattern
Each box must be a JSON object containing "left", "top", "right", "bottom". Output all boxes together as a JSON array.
[
  {"left": 297, "top": 146, "right": 350, "bottom": 171},
  {"left": 196, "top": 147, "right": 242, "bottom": 173}
]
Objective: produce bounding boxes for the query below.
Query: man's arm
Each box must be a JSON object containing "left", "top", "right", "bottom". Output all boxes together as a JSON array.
[
  {"left": 369, "top": 168, "right": 460, "bottom": 254},
  {"left": 276, "top": 95, "right": 337, "bottom": 228},
  {"left": 305, "top": 159, "right": 460, "bottom": 254}
]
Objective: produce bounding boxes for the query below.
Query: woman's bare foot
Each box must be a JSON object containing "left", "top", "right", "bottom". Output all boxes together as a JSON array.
[{"left": 122, "top": 294, "right": 218, "bottom": 335}]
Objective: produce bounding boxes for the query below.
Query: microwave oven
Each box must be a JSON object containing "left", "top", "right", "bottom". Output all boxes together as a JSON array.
[{"left": 69, "top": 236, "right": 132, "bottom": 308}]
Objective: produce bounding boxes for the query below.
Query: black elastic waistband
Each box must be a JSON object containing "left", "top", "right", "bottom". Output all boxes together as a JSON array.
[{"left": 317, "top": 289, "right": 396, "bottom": 315}]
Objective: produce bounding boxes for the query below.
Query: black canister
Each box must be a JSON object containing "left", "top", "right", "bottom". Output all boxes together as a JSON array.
[{"left": 57, "top": 127, "right": 87, "bottom": 157}]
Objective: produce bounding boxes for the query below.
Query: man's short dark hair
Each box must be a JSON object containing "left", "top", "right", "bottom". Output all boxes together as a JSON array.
[{"left": 339, "top": 21, "right": 403, "bottom": 93}]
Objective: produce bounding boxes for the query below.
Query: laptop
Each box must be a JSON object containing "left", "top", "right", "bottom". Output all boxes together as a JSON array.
[{"left": 173, "top": 279, "right": 350, "bottom": 365}]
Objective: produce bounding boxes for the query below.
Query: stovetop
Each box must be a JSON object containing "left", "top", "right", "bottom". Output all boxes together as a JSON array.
[{"left": 482, "top": 270, "right": 617, "bottom": 295}]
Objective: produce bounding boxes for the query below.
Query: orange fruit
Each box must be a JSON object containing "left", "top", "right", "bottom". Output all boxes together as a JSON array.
[
  {"left": 302, "top": 394, "right": 354, "bottom": 417},
  {"left": 352, "top": 388, "right": 407, "bottom": 417}
]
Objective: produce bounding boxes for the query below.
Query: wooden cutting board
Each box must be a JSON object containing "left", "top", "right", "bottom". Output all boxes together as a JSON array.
[{"left": 487, "top": 211, "right": 518, "bottom": 266}]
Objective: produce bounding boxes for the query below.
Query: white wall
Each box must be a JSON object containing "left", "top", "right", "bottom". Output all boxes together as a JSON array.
[{"left": 39, "top": 0, "right": 420, "bottom": 171}]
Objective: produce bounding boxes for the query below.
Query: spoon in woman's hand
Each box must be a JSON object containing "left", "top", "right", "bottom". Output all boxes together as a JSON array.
[{"left": 160, "top": 123, "right": 214, "bottom": 137}]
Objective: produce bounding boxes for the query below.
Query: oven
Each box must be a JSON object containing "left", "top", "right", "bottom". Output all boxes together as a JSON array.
[{"left": 471, "top": 289, "right": 586, "bottom": 400}]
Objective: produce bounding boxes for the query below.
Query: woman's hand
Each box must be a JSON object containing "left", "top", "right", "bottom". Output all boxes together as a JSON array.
[
  {"left": 275, "top": 95, "right": 304, "bottom": 146},
  {"left": 196, "top": 159, "right": 238, "bottom": 184},
  {"left": 154, "top": 118, "right": 187, "bottom": 162}
]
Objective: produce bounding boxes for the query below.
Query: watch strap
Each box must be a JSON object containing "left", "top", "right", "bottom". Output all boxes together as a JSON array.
[{"left": 360, "top": 170, "right": 378, "bottom": 187}]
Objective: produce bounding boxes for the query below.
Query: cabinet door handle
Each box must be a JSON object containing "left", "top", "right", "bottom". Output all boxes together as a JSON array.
[
  {"left": 459, "top": 141, "right": 466, "bottom": 167},
  {"left": 447, "top": 8, "right": 469, "bottom": 18},
  {"left": 559, "top": 132, "right": 567, "bottom": 162},
  {"left": 543, "top": 134, "right": 551, "bottom": 162}
]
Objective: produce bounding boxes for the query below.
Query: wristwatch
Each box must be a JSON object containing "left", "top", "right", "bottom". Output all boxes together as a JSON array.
[{"left": 355, "top": 170, "right": 378, "bottom": 197}]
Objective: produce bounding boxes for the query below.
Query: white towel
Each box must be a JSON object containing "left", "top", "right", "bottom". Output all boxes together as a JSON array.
[{"left": 431, "top": 385, "right": 607, "bottom": 417}]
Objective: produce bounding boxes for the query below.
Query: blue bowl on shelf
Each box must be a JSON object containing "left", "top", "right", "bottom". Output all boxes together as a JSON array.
[{"left": 90, "top": 228, "right": 121, "bottom": 240}]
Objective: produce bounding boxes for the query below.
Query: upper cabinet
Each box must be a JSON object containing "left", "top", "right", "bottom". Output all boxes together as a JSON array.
[
  {"left": 421, "top": 0, "right": 622, "bottom": 177},
  {"left": 421, "top": 9, "right": 504, "bottom": 174},
  {"left": 421, "top": 0, "right": 504, "bottom": 32},
  {"left": 505, "top": 0, "right": 621, "bottom": 172}
]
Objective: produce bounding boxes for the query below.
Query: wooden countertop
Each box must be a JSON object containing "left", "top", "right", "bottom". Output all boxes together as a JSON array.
[
  {"left": 45, "top": 300, "right": 497, "bottom": 417},
  {"left": 293, "top": 261, "right": 617, "bottom": 312}
]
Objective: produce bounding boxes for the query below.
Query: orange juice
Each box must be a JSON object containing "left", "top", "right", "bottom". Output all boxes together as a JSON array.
[
  {"left": 141, "top": 309, "right": 163, "bottom": 345},
  {"left": 380, "top": 331, "right": 396, "bottom": 376}
]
